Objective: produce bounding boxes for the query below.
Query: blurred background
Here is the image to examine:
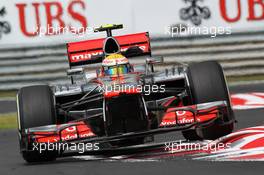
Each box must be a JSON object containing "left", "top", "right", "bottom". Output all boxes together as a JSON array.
[
  {"left": 0, "top": 0, "right": 264, "bottom": 91},
  {"left": 1, "top": 0, "right": 264, "bottom": 167}
]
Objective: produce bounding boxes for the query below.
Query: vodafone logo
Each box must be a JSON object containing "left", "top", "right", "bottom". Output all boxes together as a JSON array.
[
  {"left": 176, "top": 111, "right": 187, "bottom": 116},
  {"left": 65, "top": 126, "right": 76, "bottom": 132}
]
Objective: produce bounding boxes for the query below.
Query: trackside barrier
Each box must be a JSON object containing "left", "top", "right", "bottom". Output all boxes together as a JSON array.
[{"left": 0, "top": 31, "right": 264, "bottom": 90}]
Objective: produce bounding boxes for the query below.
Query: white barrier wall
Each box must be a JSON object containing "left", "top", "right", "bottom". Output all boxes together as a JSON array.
[{"left": 0, "top": 0, "right": 264, "bottom": 45}]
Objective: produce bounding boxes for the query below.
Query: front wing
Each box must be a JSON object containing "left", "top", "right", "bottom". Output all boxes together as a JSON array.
[{"left": 20, "top": 101, "right": 228, "bottom": 154}]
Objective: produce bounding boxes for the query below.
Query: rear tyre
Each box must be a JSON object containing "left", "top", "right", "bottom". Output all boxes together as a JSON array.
[
  {"left": 17, "top": 85, "right": 58, "bottom": 162},
  {"left": 182, "top": 61, "right": 234, "bottom": 140}
]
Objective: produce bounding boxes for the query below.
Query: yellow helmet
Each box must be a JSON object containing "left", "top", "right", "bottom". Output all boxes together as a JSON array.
[{"left": 102, "top": 54, "right": 130, "bottom": 76}]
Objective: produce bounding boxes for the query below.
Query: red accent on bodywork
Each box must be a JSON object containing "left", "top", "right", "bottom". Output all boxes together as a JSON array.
[
  {"left": 160, "top": 107, "right": 218, "bottom": 127},
  {"left": 104, "top": 88, "right": 140, "bottom": 98},
  {"left": 34, "top": 121, "right": 96, "bottom": 143}
]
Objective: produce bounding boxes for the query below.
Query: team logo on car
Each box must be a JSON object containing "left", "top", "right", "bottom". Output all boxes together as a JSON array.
[
  {"left": 0, "top": 7, "right": 11, "bottom": 39},
  {"left": 179, "top": 0, "right": 211, "bottom": 26}
]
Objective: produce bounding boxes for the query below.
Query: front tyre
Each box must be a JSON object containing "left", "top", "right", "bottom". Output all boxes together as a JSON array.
[
  {"left": 17, "top": 85, "right": 58, "bottom": 162},
  {"left": 182, "top": 61, "right": 235, "bottom": 140}
]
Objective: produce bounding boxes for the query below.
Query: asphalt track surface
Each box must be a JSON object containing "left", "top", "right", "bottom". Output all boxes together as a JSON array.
[
  {"left": 0, "top": 99, "right": 16, "bottom": 114},
  {"left": 1, "top": 83, "right": 264, "bottom": 175}
]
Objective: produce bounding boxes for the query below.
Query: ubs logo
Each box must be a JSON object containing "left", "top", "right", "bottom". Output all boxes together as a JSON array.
[
  {"left": 0, "top": 7, "right": 11, "bottom": 39},
  {"left": 180, "top": 0, "right": 211, "bottom": 26}
]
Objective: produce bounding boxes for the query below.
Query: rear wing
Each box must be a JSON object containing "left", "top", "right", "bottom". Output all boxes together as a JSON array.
[{"left": 67, "top": 32, "right": 151, "bottom": 67}]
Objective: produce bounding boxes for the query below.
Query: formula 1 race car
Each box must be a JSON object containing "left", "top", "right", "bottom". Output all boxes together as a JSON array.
[{"left": 17, "top": 24, "right": 235, "bottom": 162}]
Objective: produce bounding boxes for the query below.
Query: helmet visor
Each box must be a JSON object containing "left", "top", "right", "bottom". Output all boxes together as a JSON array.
[
  {"left": 104, "top": 65, "right": 129, "bottom": 76},
  {"left": 105, "top": 67, "right": 118, "bottom": 76},
  {"left": 118, "top": 65, "right": 129, "bottom": 74}
]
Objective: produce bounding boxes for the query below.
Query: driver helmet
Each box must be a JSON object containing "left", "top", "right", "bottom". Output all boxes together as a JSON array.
[{"left": 102, "top": 54, "right": 131, "bottom": 76}]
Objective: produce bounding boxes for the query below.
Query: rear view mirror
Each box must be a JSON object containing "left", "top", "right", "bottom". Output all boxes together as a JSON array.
[
  {"left": 146, "top": 56, "right": 164, "bottom": 64},
  {"left": 67, "top": 68, "right": 84, "bottom": 76}
]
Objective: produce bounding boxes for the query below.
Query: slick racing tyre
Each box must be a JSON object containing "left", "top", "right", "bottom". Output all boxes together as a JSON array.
[
  {"left": 17, "top": 85, "right": 58, "bottom": 162},
  {"left": 182, "top": 61, "right": 234, "bottom": 140}
]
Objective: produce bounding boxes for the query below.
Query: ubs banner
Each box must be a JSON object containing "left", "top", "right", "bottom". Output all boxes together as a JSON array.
[{"left": 1, "top": 0, "right": 264, "bottom": 45}]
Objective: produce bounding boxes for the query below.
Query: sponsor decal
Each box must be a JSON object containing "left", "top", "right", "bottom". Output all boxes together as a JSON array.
[
  {"left": 220, "top": 0, "right": 264, "bottom": 23},
  {"left": 70, "top": 45, "right": 147, "bottom": 62},
  {"left": 180, "top": 0, "right": 211, "bottom": 26},
  {"left": 16, "top": 1, "right": 87, "bottom": 37},
  {"left": 0, "top": 7, "right": 11, "bottom": 39},
  {"left": 35, "top": 122, "right": 95, "bottom": 143},
  {"left": 70, "top": 51, "right": 103, "bottom": 62},
  {"left": 160, "top": 110, "right": 217, "bottom": 127}
]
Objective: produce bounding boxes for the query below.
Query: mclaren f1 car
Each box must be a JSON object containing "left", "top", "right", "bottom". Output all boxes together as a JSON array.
[{"left": 17, "top": 24, "right": 235, "bottom": 162}]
